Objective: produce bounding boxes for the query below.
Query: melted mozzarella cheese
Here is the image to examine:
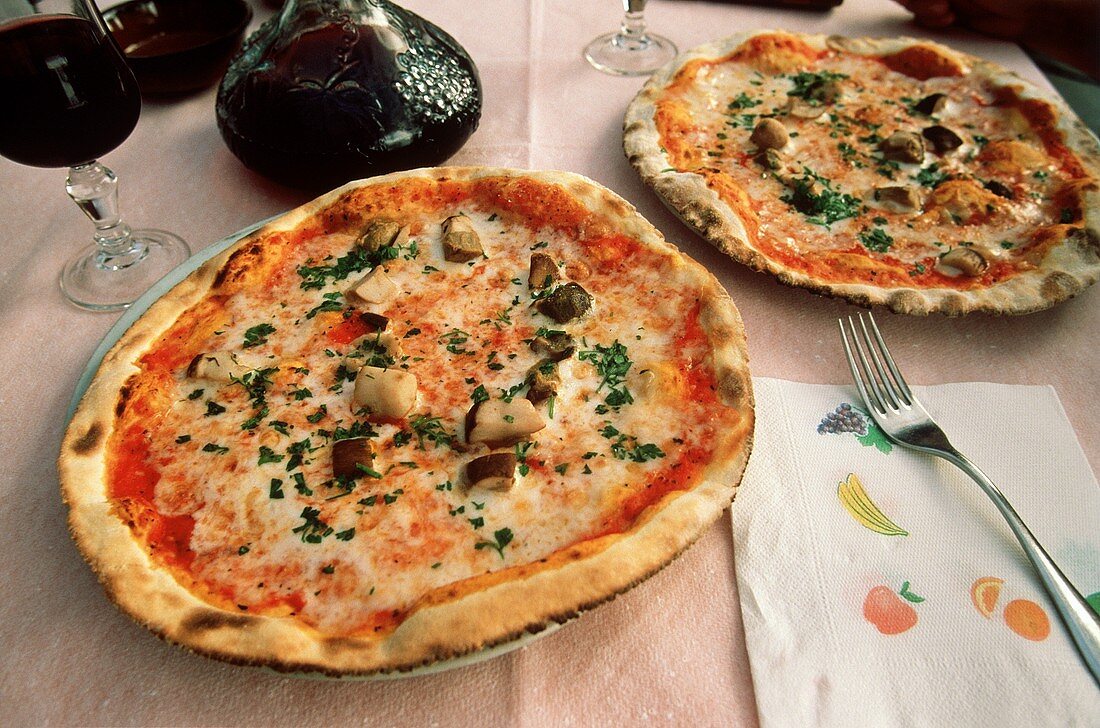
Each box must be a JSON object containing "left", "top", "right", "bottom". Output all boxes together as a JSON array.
[{"left": 144, "top": 197, "right": 729, "bottom": 634}]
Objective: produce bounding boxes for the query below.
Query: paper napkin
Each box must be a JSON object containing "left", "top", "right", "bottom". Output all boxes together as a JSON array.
[{"left": 733, "top": 379, "right": 1100, "bottom": 727}]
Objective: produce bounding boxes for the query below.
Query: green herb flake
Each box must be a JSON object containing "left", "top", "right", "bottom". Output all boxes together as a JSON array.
[
  {"left": 242, "top": 323, "right": 276, "bottom": 348},
  {"left": 859, "top": 227, "right": 895, "bottom": 253},
  {"left": 474, "top": 527, "right": 514, "bottom": 560},
  {"left": 258, "top": 445, "right": 284, "bottom": 466}
]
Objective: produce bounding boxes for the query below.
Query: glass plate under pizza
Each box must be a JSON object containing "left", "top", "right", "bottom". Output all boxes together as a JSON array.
[{"left": 59, "top": 167, "right": 754, "bottom": 677}]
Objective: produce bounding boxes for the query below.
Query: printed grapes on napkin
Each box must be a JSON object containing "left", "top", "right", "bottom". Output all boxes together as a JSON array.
[{"left": 733, "top": 379, "right": 1100, "bottom": 727}]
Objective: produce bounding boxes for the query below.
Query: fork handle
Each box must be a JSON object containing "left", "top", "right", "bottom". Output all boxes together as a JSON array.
[{"left": 941, "top": 448, "right": 1100, "bottom": 687}]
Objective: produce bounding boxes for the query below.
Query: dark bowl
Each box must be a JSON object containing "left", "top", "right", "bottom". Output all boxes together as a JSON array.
[{"left": 104, "top": 0, "right": 253, "bottom": 96}]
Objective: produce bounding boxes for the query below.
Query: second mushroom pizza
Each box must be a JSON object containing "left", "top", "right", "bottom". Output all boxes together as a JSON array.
[{"left": 625, "top": 31, "right": 1100, "bottom": 315}]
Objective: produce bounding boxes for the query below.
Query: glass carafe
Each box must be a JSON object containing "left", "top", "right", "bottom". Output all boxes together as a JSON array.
[{"left": 216, "top": 0, "right": 482, "bottom": 190}]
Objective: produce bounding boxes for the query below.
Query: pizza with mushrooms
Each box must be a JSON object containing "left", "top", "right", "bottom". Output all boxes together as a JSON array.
[
  {"left": 624, "top": 31, "right": 1100, "bottom": 315},
  {"left": 59, "top": 167, "right": 753, "bottom": 675}
]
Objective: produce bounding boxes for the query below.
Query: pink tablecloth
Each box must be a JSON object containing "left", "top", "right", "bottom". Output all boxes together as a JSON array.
[{"left": 1, "top": 1, "right": 1096, "bottom": 724}]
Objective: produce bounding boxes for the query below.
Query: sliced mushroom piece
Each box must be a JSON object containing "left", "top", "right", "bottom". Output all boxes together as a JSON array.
[
  {"left": 750, "top": 118, "right": 789, "bottom": 150},
  {"left": 983, "top": 179, "right": 1014, "bottom": 199},
  {"left": 348, "top": 267, "right": 401, "bottom": 305},
  {"left": 529, "top": 252, "right": 559, "bottom": 290},
  {"left": 187, "top": 350, "right": 269, "bottom": 382},
  {"left": 873, "top": 185, "right": 924, "bottom": 213},
  {"left": 922, "top": 125, "right": 963, "bottom": 154},
  {"left": 536, "top": 282, "right": 593, "bottom": 323},
  {"left": 938, "top": 246, "right": 989, "bottom": 277},
  {"left": 784, "top": 98, "right": 826, "bottom": 119},
  {"left": 332, "top": 437, "right": 376, "bottom": 480},
  {"left": 530, "top": 331, "right": 575, "bottom": 362},
  {"left": 525, "top": 359, "right": 559, "bottom": 405},
  {"left": 756, "top": 147, "right": 786, "bottom": 172},
  {"left": 466, "top": 452, "right": 518, "bottom": 491},
  {"left": 359, "top": 311, "right": 390, "bottom": 330},
  {"left": 466, "top": 398, "right": 545, "bottom": 447},
  {"left": 357, "top": 217, "right": 408, "bottom": 254},
  {"left": 343, "top": 331, "right": 402, "bottom": 373},
  {"left": 352, "top": 366, "right": 417, "bottom": 418},
  {"left": 913, "top": 93, "right": 947, "bottom": 116},
  {"left": 879, "top": 131, "right": 925, "bottom": 163},
  {"left": 442, "top": 214, "right": 483, "bottom": 262}
]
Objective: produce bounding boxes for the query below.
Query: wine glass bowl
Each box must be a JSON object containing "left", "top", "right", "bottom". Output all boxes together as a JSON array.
[
  {"left": 584, "top": 0, "right": 677, "bottom": 76},
  {"left": 103, "top": 0, "right": 252, "bottom": 96},
  {"left": 0, "top": 0, "right": 189, "bottom": 311}
]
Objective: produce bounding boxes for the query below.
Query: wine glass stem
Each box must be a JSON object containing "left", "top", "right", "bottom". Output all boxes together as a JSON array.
[
  {"left": 66, "top": 161, "right": 146, "bottom": 265},
  {"left": 620, "top": 7, "right": 649, "bottom": 42}
]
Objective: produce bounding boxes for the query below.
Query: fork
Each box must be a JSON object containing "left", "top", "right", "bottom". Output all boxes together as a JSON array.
[{"left": 839, "top": 312, "right": 1100, "bottom": 686}]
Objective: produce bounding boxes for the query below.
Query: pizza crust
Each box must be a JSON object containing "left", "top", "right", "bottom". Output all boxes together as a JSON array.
[
  {"left": 624, "top": 30, "right": 1100, "bottom": 316},
  {"left": 59, "top": 167, "right": 754, "bottom": 675}
]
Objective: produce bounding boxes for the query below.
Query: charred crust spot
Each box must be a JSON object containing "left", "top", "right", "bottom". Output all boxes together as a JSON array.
[
  {"left": 115, "top": 384, "right": 133, "bottom": 418},
  {"left": 718, "top": 371, "right": 751, "bottom": 408},
  {"left": 1041, "top": 271, "right": 1082, "bottom": 301},
  {"left": 71, "top": 422, "right": 104, "bottom": 455},
  {"left": 181, "top": 609, "right": 254, "bottom": 634},
  {"left": 213, "top": 242, "right": 264, "bottom": 290},
  {"left": 322, "top": 636, "right": 368, "bottom": 656}
]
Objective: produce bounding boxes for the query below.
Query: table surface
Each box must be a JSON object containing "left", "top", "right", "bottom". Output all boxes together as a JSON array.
[{"left": 1, "top": 1, "right": 1097, "bottom": 725}]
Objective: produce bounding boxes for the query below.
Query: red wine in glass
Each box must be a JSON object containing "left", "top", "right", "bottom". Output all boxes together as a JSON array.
[{"left": 0, "top": 2, "right": 189, "bottom": 311}]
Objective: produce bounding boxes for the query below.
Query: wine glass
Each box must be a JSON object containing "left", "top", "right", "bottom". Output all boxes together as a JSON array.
[
  {"left": 0, "top": 0, "right": 189, "bottom": 311},
  {"left": 584, "top": 0, "right": 677, "bottom": 76}
]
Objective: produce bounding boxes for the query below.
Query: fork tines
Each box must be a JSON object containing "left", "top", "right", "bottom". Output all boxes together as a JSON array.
[{"left": 839, "top": 312, "right": 913, "bottom": 415}]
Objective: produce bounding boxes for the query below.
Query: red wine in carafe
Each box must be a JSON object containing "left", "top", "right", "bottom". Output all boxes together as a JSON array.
[
  {"left": 0, "top": 14, "right": 141, "bottom": 168},
  {"left": 216, "top": 0, "right": 482, "bottom": 190}
]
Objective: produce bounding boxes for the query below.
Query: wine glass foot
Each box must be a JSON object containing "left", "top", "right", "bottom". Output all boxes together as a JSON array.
[
  {"left": 60, "top": 229, "right": 190, "bottom": 311},
  {"left": 584, "top": 30, "right": 677, "bottom": 76}
]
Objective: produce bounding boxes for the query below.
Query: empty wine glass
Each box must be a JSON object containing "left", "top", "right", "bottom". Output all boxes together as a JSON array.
[
  {"left": 584, "top": 0, "right": 677, "bottom": 76},
  {"left": 0, "top": 0, "right": 189, "bottom": 311}
]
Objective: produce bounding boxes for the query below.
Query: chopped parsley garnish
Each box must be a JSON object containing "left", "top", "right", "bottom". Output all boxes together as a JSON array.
[
  {"left": 293, "top": 507, "right": 332, "bottom": 544},
  {"left": 292, "top": 472, "right": 312, "bottom": 496},
  {"left": 290, "top": 387, "right": 313, "bottom": 400},
  {"left": 858, "top": 227, "right": 895, "bottom": 253},
  {"left": 781, "top": 168, "right": 861, "bottom": 226},
  {"left": 187, "top": 389, "right": 204, "bottom": 400},
  {"left": 475, "top": 527, "right": 514, "bottom": 560},
  {"left": 242, "top": 323, "right": 276, "bottom": 348},
  {"left": 175, "top": 434, "right": 191, "bottom": 444},
  {"left": 435, "top": 480, "right": 453, "bottom": 492},
  {"left": 202, "top": 443, "right": 229, "bottom": 455},
  {"left": 296, "top": 241, "right": 411, "bottom": 290},
  {"left": 335, "top": 528, "right": 355, "bottom": 541},
  {"left": 577, "top": 340, "right": 634, "bottom": 410},
  {"left": 305, "top": 292, "right": 344, "bottom": 319},
  {"left": 238, "top": 545, "right": 250, "bottom": 555},
  {"left": 332, "top": 420, "right": 375, "bottom": 441},
  {"left": 257, "top": 446, "right": 284, "bottom": 466},
  {"left": 269, "top": 478, "right": 285, "bottom": 499},
  {"left": 728, "top": 92, "right": 760, "bottom": 110},
  {"left": 438, "top": 328, "right": 471, "bottom": 355},
  {"left": 468, "top": 517, "right": 484, "bottom": 529},
  {"left": 409, "top": 415, "right": 455, "bottom": 450},
  {"left": 471, "top": 384, "right": 489, "bottom": 404},
  {"left": 786, "top": 70, "right": 847, "bottom": 101},
  {"left": 914, "top": 163, "right": 950, "bottom": 188},
  {"left": 204, "top": 400, "right": 226, "bottom": 417},
  {"left": 306, "top": 406, "right": 328, "bottom": 424}
]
